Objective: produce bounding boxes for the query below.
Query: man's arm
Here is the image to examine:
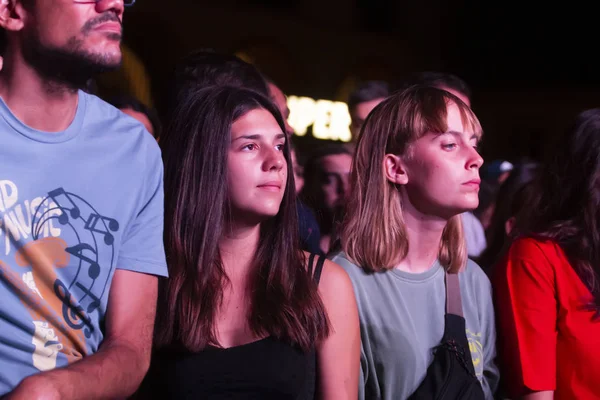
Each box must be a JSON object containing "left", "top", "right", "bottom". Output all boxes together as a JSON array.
[{"left": 6, "top": 269, "right": 158, "bottom": 400}]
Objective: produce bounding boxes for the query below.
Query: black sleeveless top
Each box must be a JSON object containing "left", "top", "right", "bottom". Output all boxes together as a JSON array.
[{"left": 137, "top": 254, "right": 325, "bottom": 400}]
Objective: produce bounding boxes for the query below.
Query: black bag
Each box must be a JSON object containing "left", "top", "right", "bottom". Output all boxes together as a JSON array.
[{"left": 407, "top": 272, "right": 485, "bottom": 400}]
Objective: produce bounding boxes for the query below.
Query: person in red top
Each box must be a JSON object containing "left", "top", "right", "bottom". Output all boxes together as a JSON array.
[{"left": 493, "top": 109, "right": 600, "bottom": 400}]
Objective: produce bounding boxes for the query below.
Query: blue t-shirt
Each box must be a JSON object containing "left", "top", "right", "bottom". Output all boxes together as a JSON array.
[{"left": 0, "top": 91, "right": 168, "bottom": 395}]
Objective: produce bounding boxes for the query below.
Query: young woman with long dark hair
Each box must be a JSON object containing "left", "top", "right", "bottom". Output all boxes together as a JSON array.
[
  {"left": 494, "top": 109, "right": 600, "bottom": 399},
  {"left": 331, "top": 86, "right": 499, "bottom": 399},
  {"left": 140, "top": 86, "right": 360, "bottom": 399}
]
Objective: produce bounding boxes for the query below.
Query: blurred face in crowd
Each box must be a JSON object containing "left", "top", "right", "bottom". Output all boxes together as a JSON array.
[
  {"left": 121, "top": 108, "right": 154, "bottom": 136},
  {"left": 350, "top": 97, "right": 386, "bottom": 141},
  {"left": 319, "top": 153, "right": 352, "bottom": 211},
  {"left": 268, "top": 82, "right": 294, "bottom": 135},
  {"left": 291, "top": 148, "right": 304, "bottom": 194},
  {"left": 3, "top": 0, "right": 125, "bottom": 83},
  {"left": 393, "top": 102, "right": 483, "bottom": 219},
  {"left": 228, "top": 108, "right": 288, "bottom": 221}
]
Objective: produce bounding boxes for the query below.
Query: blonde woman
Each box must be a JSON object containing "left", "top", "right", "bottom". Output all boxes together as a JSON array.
[{"left": 330, "top": 86, "right": 499, "bottom": 399}]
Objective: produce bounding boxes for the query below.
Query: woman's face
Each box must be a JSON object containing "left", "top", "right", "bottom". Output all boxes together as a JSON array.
[
  {"left": 319, "top": 153, "right": 353, "bottom": 211},
  {"left": 400, "top": 103, "right": 483, "bottom": 219},
  {"left": 228, "top": 108, "right": 288, "bottom": 222}
]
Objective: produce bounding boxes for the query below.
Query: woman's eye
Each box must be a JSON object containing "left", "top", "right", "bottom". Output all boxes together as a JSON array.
[
  {"left": 442, "top": 143, "right": 457, "bottom": 150},
  {"left": 242, "top": 144, "right": 257, "bottom": 151},
  {"left": 275, "top": 144, "right": 285, "bottom": 151}
]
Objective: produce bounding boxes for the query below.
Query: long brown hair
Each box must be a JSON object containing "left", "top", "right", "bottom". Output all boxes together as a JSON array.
[
  {"left": 155, "top": 86, "right": 329, "bottom": 351},
  {"left": 515, "top": 109, "right": 600, "bottom": 319},
  {"left": 342, "top": 85, "right": 482, "bottom": 273}
]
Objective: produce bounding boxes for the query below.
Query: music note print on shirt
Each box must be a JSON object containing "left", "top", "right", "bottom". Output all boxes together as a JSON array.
[
  {"left": 47, "top": 188, "right": 81, "bottom": 225},
  {"left": 84, "top": 214, "right": 119, "bottom": 246},
  {"left": 5, "top": 186, "right": 124, "bottom": 369}
]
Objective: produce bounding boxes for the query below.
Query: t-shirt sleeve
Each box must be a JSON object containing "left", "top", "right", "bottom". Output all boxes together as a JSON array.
[
  {"left": 493, "top": 239, "right": 557, "bottom": 396},
  {"left": 358, "top": 344, "right": 367, "bottom": 400},
  {"left": 116, "top": 143, "right": 167, "bottom": 277}
]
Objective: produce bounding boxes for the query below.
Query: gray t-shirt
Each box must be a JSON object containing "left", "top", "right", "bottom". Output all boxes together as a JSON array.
[
  {"left": 462, "top": 212, "right": 487, "bottom": 258},
  {"left": 330, "top": 252, "right": 499, "bottom": 400}
]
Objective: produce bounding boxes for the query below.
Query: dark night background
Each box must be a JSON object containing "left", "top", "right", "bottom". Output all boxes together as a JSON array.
[{"left": 98, "top": 0, "right": 600, "bottom": 163}]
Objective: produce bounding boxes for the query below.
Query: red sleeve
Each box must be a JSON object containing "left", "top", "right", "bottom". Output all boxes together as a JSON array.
[{"left": 493, "top": 238, "right": 557, "bottom": 397}]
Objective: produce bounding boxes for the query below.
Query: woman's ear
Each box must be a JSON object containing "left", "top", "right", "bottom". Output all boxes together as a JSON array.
[{"left": 383, "top": 153, "right": 408, "bottom": 185}]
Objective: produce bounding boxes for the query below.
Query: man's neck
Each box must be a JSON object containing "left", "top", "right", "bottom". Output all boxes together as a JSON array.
[
  {"left": 395, "top": 193, "right": 448, "bottom": 274},
  {"left": 0, "top": 52, "right": 79, "bottom": 133}
]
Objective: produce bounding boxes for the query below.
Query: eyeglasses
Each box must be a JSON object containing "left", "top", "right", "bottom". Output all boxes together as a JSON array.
[{"left": 74, "top": 0, "right": 136, "bottom": 7}]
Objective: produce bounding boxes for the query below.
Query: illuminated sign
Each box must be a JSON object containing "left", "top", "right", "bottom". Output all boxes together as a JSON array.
[{"left": 287, "top": 96, "right": 352, "bottom": 142}]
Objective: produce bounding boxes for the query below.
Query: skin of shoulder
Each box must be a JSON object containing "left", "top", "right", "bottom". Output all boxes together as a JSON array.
[{"left": 303, "top": 252, "right": 360, "bottom": 399}]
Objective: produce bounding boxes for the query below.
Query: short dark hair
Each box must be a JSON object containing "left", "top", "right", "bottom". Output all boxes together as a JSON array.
[
  {"left": 347, "top": 81, "right": 391, "bottom": 112},
  {"left": 414, "top": 71, "right": 472, "bottom": 102},
  {"left": 171, "top": 49, "right": 269, "bottom": 100},
  {"left": 108, "top": 95, "right": 161, "bottom": 138}
]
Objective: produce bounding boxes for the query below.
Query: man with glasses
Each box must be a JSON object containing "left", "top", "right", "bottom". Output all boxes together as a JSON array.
[{"left": 0, "top": 0, "right": 165, "bottom": 398}]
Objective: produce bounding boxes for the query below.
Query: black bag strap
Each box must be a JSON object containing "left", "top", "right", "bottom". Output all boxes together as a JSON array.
[
  {"left": 313, "top": 255, "right": 325, "bottom": 285},
  {"left": 445, "top": 272, "right": 464, "bottom": 317},
  {"left": 307, "top": 253, "right": 326, "bottom": 286},
  {"left": 308, "top": 253, "right": 316, "bottom": 276}
]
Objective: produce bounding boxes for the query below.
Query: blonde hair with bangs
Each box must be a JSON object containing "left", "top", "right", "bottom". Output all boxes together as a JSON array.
[{"left": 341, "top": 85, "right": 482, "bottom": 273}]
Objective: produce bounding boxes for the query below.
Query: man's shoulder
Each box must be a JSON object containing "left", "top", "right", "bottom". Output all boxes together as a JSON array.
[
  {"left": 83, "top": 92, "right": 153, "bottom": 140},
  {"left": 83, "top": 92, "right": 161, "bottom": 162}
]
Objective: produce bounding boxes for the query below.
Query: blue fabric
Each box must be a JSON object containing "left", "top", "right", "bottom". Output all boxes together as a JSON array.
[
  {"left": 0, "top": 91, "right": 167, "bottom": 395},
  {"left": 297, "top": 201, "right": 322, "bottom": 255}
]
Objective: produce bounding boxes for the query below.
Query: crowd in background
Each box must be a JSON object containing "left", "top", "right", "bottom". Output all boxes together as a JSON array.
[{"left": 0, "top": 1, "right": 599, "bottom": 400}]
